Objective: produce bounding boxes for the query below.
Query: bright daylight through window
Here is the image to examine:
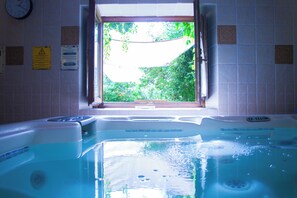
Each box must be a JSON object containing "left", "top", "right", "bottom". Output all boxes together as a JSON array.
[
  {"left": 91, "top": 2, "right": 205, "bottom": 108},
  {"left": 103, "top": 21, "right": 195, "bottom": 102}
]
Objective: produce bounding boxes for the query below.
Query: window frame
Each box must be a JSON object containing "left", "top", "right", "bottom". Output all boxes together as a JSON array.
[
  {"left": 88, "top": 0, "right": 202, "bottom": 108},
  {"left": 87, "top": 0, "right": 95, "bottom": 105}
]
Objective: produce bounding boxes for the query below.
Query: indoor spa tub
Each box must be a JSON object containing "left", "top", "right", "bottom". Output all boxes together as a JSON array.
[{"left": 0, "top": 115, "right": 297, "bottom": 197}]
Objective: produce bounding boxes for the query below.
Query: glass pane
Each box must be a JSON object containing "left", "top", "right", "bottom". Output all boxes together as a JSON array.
[{"left": 103, "top": 22, "right": 196, "bottom": 102}]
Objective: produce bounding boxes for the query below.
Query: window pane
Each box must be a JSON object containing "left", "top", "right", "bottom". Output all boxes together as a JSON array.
[{"left": 103, "top": 22, "right": 196, "bottom": 102}]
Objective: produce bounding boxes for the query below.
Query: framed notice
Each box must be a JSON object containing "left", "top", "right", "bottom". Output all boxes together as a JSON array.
[
  {"left": 6, "top": 46, "right": 24, "bottom": 65},
  {"left": 61, "top": 45, "right": 79, "bottom": 70},
  {"left": 32, "top": 46, "right": 51, "bottom": 70}
]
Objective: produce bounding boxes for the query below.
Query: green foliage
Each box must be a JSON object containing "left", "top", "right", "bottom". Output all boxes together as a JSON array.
[
  {"left": 103, "top": 22, "right": 137, "bottom": 59},
  {"left": 103, "top": 22, "right": 196, "bottom": 102},
  {"left": 175, "top": 22, "right": 195, "bottom": 39},
  {"left": 103, "top": 75, "right": 143, "bottom": 102},
  {"left": 150, "top": 22, "right": 184, "bottom": 41},
  {"left": 139, "top": 47, "right": 195, "bottom": 101}
]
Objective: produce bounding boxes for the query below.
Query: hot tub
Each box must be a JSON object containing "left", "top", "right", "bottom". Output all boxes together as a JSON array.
[{"left": 0, "top": 115, "right": 297, "bottom": 197}]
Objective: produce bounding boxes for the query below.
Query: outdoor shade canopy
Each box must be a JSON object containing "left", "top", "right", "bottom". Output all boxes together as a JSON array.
[{"left": 104, "top": 37, "right": 194, "bottom": 82}]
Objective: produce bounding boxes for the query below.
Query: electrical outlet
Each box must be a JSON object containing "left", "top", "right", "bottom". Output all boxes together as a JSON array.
[{"left": 0, "top": 47, "right": 5, "bottom": 74}]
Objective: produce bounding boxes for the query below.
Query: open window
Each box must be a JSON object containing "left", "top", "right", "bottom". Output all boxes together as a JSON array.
[{"left": 87, "top": 0, "right": 207, "bottom": 108}]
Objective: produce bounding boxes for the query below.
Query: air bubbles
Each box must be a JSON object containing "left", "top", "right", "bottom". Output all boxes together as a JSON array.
[
  {"left": 269, "top": 164, "right": 275, "bottom": 169},
  {"left": 137, "top": 175, "right": 151, "bottom": 182},
  {"left": 232, "top": 153, "right": 240, "bottom": 160}
]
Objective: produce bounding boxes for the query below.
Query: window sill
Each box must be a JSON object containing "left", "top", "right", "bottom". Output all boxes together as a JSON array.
[
  {"left": 79, "top": 107, "right": 218, "bottom": 117},
  {"left": 92, "top": 101, "right": 203, "bottom": 108}
]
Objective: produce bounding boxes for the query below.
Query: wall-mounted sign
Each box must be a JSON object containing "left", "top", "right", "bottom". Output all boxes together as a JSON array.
[
  {"left": 61, "top": 26, "right": 79, "bottom": 45},
  {"left": 0, "top": 47, "right": 5, "bottom": 73},
  {"left": 61, "top": 45, "right": 79, "bottom": 70},
  {"left": 6, "top": 46, "right": 24, "bottom": 65},
  {"left": 32, "top": 46, "right": 51, "bottom": 70}
]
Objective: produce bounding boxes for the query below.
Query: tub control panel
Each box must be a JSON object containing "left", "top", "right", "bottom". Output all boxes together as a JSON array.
[
  {"left": 48, "top": 116, "right": 96, "bottom": 127},
  {"left": 246, "top": 116, "right": 270, "bottom": 122}
]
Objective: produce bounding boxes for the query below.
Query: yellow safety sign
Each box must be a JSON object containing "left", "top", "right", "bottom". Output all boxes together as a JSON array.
[{"left": 32, "top": 46, "right": 51, "bottom": 70}]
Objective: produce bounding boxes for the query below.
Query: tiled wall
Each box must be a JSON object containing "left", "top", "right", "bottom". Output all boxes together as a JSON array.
[
  {"left": 204, "top": 0, "right": 297, "bottom": 115},
  {"left": 0, "top": 0, "right": 297, "bottom": 123},
  {"left": 0, "top": 0, "right": 80, "bottom": 123}
]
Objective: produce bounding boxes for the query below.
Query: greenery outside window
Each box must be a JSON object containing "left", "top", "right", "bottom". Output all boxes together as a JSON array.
[{"left": 88, "top": 1, "right": 205, "bottom": 108}]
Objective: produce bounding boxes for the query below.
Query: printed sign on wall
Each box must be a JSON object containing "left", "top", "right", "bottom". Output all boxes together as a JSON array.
[
  {"left": 32, "top": 46, "right": 51, "bottom": 70},
  {"left": 61, "top": 45, "right": 79, "bottom": 70}
]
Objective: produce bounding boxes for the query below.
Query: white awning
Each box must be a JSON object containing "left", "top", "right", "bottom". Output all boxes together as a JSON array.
[{"left": 104, "top": 37, "right": 193, "bottom": 82}]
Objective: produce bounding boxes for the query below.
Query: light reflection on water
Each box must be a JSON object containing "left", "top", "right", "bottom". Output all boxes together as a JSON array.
[
  {"left": 98, "top": 133, "right": 297, "bottom": 198},
  {"left": 1, "top": 130, "right": 297, "bottom": 198},
  {"left": 101, "top": 139, "right": 252, "bottom": 197}
]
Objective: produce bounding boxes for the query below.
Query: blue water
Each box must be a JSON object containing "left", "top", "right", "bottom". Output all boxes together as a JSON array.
[{"left": 1, "top": 128, "right": 297, "bottom": 198}]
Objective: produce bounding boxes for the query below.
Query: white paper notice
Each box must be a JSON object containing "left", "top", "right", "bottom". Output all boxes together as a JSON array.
[{"left": 61, "top": 45, "right": 79, "bottom": 70}]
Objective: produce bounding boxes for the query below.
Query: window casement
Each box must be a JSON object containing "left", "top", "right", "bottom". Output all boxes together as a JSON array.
[{"left": 87, "top": 0, "right": 207, "bottom": 108}]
